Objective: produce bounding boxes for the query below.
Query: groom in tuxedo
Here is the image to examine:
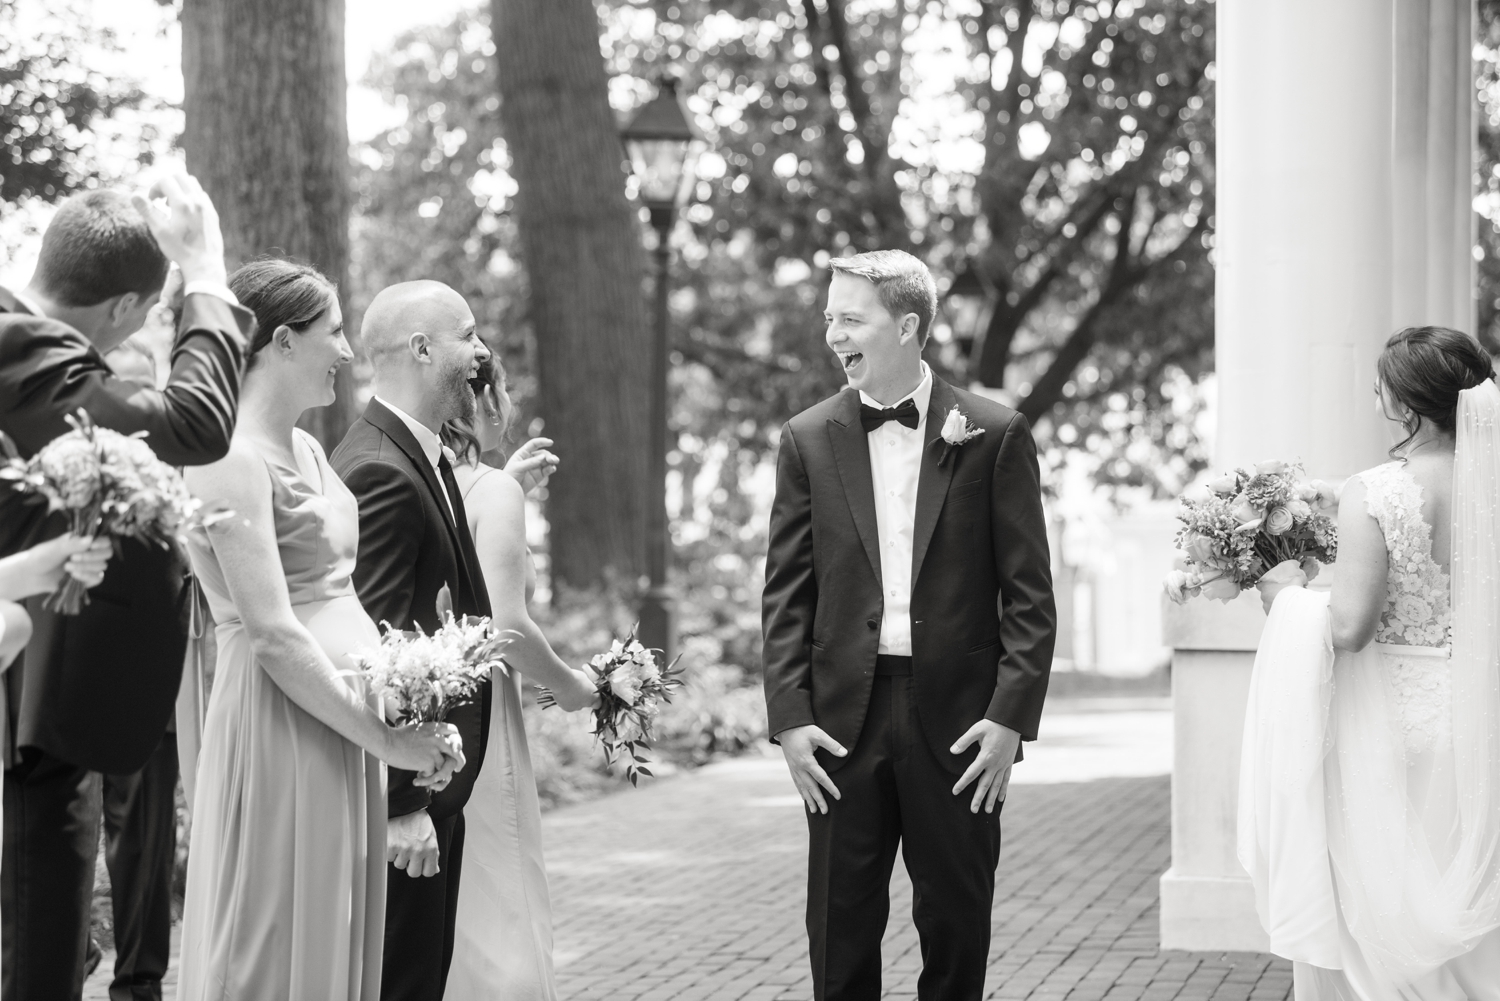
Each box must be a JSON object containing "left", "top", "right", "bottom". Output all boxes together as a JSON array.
[
  {"left": 762, "top": 251, "right": 1055, "bottom": 1001},
  {"left": 0, "top": 177, "right": 250, "bottom": 998},
  {"left": 331, "top": 280, "right": 493, "bottom": 1001}
]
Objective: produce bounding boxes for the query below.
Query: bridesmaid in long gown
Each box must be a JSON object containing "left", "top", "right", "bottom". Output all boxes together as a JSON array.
[
  {"left": 178, "top": 260, "right": 463, "bottom": 1001},
  {"left": 440, "top": 357, "right": 596, "bottom": 1001}
]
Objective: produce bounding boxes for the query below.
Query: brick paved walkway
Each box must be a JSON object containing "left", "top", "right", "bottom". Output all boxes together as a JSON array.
[
  {"left": 545, "top": 758, "right": 1290, "bottom": 1001},
  {"left": 86, "top": 700, "right": 1292, "bottom": 1000}
]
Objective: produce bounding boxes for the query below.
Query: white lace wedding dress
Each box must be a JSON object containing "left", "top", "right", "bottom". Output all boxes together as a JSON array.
[{"left": 1240, "top": 383, "right": 1500, "bottom": 1001}]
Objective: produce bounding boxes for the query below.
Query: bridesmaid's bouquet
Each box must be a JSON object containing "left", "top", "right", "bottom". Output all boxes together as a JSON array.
[
  {"left": 1164, "top": 460, "right": 1339, "bottom": 604},
  {"left": 353, "top": 614, "right": 517, "bottom": 724},
  {"left": 539, "top": 630, "right": 683, "bottom": 786},
  {"left": 0, "top": 410, "right": 220, "bottom": 614}
]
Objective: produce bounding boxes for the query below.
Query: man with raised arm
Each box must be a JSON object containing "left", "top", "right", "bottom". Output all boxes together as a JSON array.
[{"left": 0, "top": 175, "right": 250, "bottom": 998}]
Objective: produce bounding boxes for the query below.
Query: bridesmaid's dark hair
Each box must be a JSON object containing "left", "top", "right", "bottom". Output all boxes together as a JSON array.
[
  {"left": 227, "top": 259, "right": 337, "bottom": 368},
  {"left": 1377, "top": 325, "right": 1495, "bottom": 456},
  {"left": 442, "top": 356, "right": 515, "bottom": 465}
]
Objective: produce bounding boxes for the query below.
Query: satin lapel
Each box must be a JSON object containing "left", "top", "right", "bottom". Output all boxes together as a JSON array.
[
  {"left": 362, "top": 399, "right": 469, "bottom": 559},
  {"left": 827, "top": 391, "right": 884, "bottom": 588},
  {"left": 911, "top": 378, "right": 958, "bottom": 589}
]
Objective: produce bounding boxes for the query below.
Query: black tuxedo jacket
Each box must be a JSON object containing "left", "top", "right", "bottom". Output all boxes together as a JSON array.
[
  {"left": 331, "top": 397, "right": 492, "bottom": 821},
  {"left": 762, "top": 376, "right": 1056, "bottom": 775},
  {"left": 0, "top": 287, "right": 251, "bottom": 773}
]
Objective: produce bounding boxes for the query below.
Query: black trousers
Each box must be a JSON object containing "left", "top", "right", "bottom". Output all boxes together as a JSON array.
[
  {"left": 101, "top": 734, "right": 177, "bottom": 1001},
  {"left": 380, "top": 810, "right": 466, "bottom": 1001},
  {"left": 806, "top": 676, "right": 1003, "bottom": 1001},
  {"left": 2, "top": 748, "right": 103, "bottom": 1001}
]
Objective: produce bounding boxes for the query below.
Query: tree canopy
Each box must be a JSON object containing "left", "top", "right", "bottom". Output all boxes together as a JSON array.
[{"left": 351, "top": 0, "right": 1217, "bottom": 511}]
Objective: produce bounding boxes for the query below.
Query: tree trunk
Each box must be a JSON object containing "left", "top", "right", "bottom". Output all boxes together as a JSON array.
[
  {"left": 491, "top": 0, "right": 651, "bottom": 590},
  {"left": 180, "top": 0, "right": 354, "bottom": 450}
]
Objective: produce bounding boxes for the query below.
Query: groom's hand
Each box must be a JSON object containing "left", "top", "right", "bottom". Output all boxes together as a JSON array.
[
  {"left": 389, "top": 809, "right": 441, "bottom": 878},
  {"left": 778, "top": 725, "right": 846, "bottom": 815},
  {"left": 950, "top": 720, "right": 1021, "bottom": 814}
]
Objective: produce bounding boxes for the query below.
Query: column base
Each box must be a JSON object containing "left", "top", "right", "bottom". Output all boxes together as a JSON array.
[{"left": 1159, "top": 867, "right": 1269, "bottom": 953}]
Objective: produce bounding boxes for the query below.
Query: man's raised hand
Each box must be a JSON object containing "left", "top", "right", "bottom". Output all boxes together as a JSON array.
[
  {"left": 131, "top": 172, "right": 228, "bottom": 289},
  {"left": 777, "top": 724, "right": 847, "bottom": 815},
  {"left": 950, "top": 719, "right": 1021, "bottom": 814}
]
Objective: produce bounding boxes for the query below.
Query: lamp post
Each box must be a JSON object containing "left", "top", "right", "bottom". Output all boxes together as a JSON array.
[
  {"left": 943, "top": 261, "right": 992, "bottom": 360},
  {"left": 620, "top": 76, "right": 703, "bottom": 664}
]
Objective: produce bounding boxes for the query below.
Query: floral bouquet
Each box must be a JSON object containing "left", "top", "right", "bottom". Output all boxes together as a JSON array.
[
  {"left": 1164, "top": 460, "right": 1339, "bottom": 604},
  {"left": 539, "top": 630, "right": 684, "bottom": 786},
  {"left": 0, "top": 410, "right": 220, "bottom": 614},
  {"left": 352, "top": 613, "right": 517, "bottom": 724}
]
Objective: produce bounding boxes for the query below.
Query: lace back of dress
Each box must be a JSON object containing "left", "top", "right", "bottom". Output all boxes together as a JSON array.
[{"left": 1359, "top": 462, "right": 1451, "bottom": 648}]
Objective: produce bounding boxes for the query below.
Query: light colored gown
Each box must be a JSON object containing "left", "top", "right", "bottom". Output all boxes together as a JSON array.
[
  {"left": 443, "top": 462, "right": 558, "bottom": 1001},
  {"left": 1241, "top": 461, "right": 1500, "bottom": 1001},
  {"left": 177, "top": 429, "right": 386, "bottom": 1001}
]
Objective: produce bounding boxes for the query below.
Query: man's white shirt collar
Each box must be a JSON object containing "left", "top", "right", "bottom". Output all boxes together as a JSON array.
[
  {"left": 858, "top": 361, "right": 933, "bottom": 422},
  {"left": 375, "top": 396, "right": 444, "bottom": 470}
]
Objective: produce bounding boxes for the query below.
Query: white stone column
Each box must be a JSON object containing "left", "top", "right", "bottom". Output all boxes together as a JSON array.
[{"left": 1159, "top": 0, "right": 1474, "bottom": 952}]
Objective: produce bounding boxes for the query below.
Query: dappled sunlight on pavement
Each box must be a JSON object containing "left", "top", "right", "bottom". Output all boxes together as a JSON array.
[
  {"left": 86, "top": 696, "right": 1290, "bottom": 1000},
  {"left": 546, "top": 697, "right": 1290, "bottom": 1001}
]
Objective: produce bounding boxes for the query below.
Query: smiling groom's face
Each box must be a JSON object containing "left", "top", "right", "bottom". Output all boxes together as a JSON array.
[{"left": 824, "top": 272, "right": 918, "bottom": 399}]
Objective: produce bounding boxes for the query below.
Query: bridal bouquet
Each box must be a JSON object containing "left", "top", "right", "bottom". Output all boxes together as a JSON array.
[
  {"left": 1164, "top": 460, "right": 1339, "bottom": 604},
  {"left": 0, "top": 410, "right": 218, "bottom": 614},
  {"left": 540, "top": 630, "right": 683, "bottom": 786},
  {"left": 354, "top": 614, "right": 517, "bottom": 724}
]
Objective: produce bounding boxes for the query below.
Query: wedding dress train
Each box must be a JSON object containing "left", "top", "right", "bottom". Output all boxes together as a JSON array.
[{"left": 1240, "top": 384, "right": 1500, "bottom": 1001}]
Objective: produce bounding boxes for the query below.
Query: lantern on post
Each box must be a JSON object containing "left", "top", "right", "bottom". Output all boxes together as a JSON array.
[
  {"left": 619, "top": 76, "right": 706, "bottom": 665},
  {"left": 943, "top": 261, "right": 992, "bottom": 359}
]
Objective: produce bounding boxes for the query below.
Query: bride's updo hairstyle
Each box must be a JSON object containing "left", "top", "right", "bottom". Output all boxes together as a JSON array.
[
  {"left": 441, "top": 355, "right": 517, "bottom": 465},
  {"left": 227, "top": 258, "right": 337, "bottom": 369},
  {"left": 1377, "top": 325, "right": 1494, "bottom": 456}
]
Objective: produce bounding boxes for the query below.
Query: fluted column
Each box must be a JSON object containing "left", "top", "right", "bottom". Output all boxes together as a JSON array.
[{"left": 1160, "top": 0, "right": 1474, "bottom": 952}]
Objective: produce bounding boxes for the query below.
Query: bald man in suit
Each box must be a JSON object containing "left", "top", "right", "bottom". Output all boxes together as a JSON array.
[{"left": 331, "top": 281, "right": 493, "bottom": 1001}]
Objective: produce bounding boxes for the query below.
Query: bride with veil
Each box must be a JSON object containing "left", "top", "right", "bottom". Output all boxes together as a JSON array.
[{"left": 1242, "top": 326, "right": 1500, "bottom": 1000}]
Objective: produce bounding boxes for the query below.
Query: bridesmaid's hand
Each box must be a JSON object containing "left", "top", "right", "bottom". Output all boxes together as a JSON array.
[
  {"left": 503, "top": 438, "right": 559, "bottom": 495},
  {"left": 550, "top": 668, "right": 598, "bottom": 713},
  {"left": 385, "top": 720, "right": 464, "bottom": 778},
  {"left": 0, "top": 534, "right": 113, "bottom": 602}
]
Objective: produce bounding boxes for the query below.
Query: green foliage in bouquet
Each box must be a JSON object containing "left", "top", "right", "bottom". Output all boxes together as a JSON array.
[
  {"left": 538, "top": 629, "right": 685, "bottom": 788},
  {"left": 0, "top": 410, "right": 223, "bottom": 614},
  {"left": 352, "top": 614, "right": 516, "bottom": 724},
  {"left": 1165, "top": 461, "right": 1339, "bottom": 604}
]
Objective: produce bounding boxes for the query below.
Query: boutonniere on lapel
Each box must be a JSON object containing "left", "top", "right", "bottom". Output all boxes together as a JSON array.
[{"left": 938, "top": 406, "right": 984, "bottom": 465}]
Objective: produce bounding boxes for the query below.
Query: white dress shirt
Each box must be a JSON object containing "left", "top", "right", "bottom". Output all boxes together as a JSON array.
[
  {"left": 860, "top": 362, "right": 933, "bottom": 657},
  {"left": 374, "top": 396, "right": 456, "bottom": 521}
]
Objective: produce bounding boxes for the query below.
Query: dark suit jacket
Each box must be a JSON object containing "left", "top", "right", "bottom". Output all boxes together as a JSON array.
[
  {"left": 331, "top": 397, "right": 492, "bottom": 820},
  {"left": 762, "top": 376, "right": 1057, "bottom": 775},
  {"left": 0, "top": 287, "right": 251, "bottom": 773}
]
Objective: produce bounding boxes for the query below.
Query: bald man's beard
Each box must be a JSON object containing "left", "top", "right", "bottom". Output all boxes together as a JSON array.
[{"left": 439, "top": 356, "right": 477, "bottom": 424}]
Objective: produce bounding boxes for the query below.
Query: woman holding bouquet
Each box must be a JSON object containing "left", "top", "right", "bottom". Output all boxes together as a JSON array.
[
  {"left": 439, "top": 356, "right": 595, "bottom": 1001},
  {"left": 1250, "top": 327, "right": 1500, "bottom": 1000},
  {"left": 177, "top": 260, "right": 464, "bottom": 1001},
  {"left": 0, "top": 534, "right": 112, "bottom": 667}
]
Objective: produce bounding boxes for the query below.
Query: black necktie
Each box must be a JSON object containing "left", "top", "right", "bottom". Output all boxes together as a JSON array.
[
  {"left": 860, "top": 398, "right": 920, "bottom": 433},
  {"left": 438, "top": 453, "right": 488, "bottom": 615}
]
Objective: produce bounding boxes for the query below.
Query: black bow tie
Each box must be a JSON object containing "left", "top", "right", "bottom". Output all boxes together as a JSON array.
[{"left": 860, "top": 399, "right": 920, "bottom": 433}]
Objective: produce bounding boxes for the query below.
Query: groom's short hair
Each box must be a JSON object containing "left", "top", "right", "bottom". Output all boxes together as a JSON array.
[
  {"left": 828, "top": 250, "right": 939, "bottom": 346},
  {"left": 33, "top": 190, "right": 169, "bottom": 307}
]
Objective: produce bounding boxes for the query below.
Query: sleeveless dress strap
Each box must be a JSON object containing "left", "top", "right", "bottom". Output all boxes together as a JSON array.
[{"left": 461, "top": 464, "right": 502, "bottom": 502}]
